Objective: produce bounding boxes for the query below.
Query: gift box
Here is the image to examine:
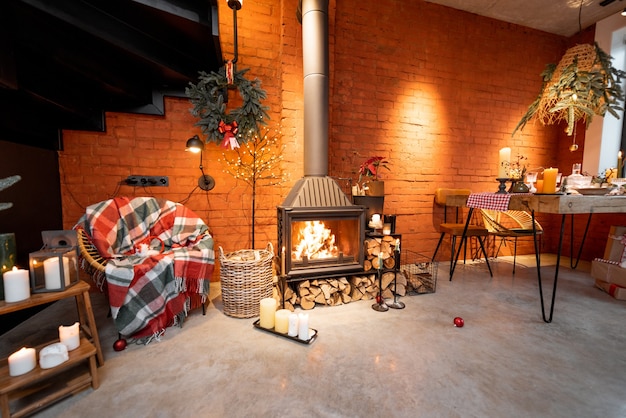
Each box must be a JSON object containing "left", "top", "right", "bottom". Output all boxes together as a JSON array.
[
  {"left": 591, "top": 259, "right": 626, "bottom": 288},
  {"left": 594, "top": 279, "right": 626, "bottom": 301},
  {"left": 603, "top": 225, "right": 626, "bottom": 264}
]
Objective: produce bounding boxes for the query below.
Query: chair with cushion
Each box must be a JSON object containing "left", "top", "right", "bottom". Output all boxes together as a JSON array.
[
  {"left": 479, "top": 209, "right": 543, "bottom": 274},
  {"left": 432, "top": 188, "right": 492, "bottom": 280},
  {"left": 75, "top": 196, "right": 215, "bottom": 341}
]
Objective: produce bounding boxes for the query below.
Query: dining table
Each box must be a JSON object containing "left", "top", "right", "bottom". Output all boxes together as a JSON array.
[{"left": 448, "top": 192, "right": 626, "bottom": 323}]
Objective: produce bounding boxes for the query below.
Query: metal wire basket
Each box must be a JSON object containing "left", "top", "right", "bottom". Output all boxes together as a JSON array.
[{"left": 400, "top": 250, "right": 438, "bottom": 295}]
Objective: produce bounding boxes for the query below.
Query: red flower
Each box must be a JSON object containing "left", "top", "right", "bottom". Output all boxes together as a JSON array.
[{"left": 359, "top": 156, "right": 389, "bottom": 182}]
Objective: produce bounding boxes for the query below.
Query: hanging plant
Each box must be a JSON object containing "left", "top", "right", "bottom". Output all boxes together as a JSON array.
[
  {"left": 513, "top": 43, "right": 626, "bottom": 136},
  {"left": 186, "top": 65, "right": 270, "bottom": 148}
]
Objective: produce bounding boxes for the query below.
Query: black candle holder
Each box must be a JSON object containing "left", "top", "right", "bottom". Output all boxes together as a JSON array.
[
  {"left": 371, "top": 267, "right": 389, "bottom": 312},
  {"left": 496, "top": 178, "right": 510, "bottom": 194}
]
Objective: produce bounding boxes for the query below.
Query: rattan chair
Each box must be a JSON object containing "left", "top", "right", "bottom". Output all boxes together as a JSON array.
[
  {"left": 479, "top": 209, "right": 543, "bottom": 274},
  {"left": 76, "top": 227, "right": 106, "bottom": 273},
  {"left": 432, "top": 188, "right": 492, "bottom": 280}
]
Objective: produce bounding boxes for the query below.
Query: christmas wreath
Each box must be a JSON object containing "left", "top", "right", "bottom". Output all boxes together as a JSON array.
[{"left": 186, "top": 65, "right": 269, "bottom": 149}]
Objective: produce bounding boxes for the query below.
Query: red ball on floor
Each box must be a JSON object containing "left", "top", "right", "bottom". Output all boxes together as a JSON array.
[
  {"left": 453, "top": 317, "right": 464, "bottom": 327},
  {"left": 113, "top": 338, "right": 127, "bottom": 351}
]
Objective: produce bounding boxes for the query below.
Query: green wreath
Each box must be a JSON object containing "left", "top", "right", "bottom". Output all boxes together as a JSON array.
[{"left": 186, "top": 66, "right": 269, "bottom": 146}]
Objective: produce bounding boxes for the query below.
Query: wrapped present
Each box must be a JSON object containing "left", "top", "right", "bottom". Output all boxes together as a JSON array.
[
  {"left": 591, "top": 259, "right": 626, "bottom": 288},
  {"left": 604, "top": 226, "right": 626, "bottom": 266},
  {"left": 595, "top": 279, "right": 626, "bottom": 301}
]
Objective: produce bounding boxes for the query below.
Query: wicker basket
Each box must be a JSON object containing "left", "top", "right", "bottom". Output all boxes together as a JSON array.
[{"left": 219, "top": 242, "right": 274, "bottom": 318}]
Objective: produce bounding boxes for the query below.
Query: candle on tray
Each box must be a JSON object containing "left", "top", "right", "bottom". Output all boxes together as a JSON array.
[
  {"left": 543, "top": 168, "right": 558, "bottom": 194},
  {"left": 59, "top": 322, "right": 80, "bottom": 351},
  {"left": 43, "top": 256, "right": 70, "bottom": 289},
  {"left": 259, "top": 298, "right": 277, "bottom": 329},
  {"left": 298, "top": 313, "right": 309, "bottom": 341},
  {"left": 535, "top": 179, "right": 544, "bottom": 194},
  {"left": 498, "top": 147, "right": 511, "bottom": 178},
  {"left": 274, "top": 309, "right": 290, "bottom": 334},
  {"left": 288, "top": 313, "right": 299, "bottom": 337},
  {"left": 619, "top": 151, "right": 623, "bottom": 177},
  {"left": 8, "top": 347, "right": 36, "bottom": 377},
  {"left": 3, "top": 266, "right": 30, "bottom": 303}
]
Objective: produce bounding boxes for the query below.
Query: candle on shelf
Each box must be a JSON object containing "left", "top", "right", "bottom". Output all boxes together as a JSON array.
[
  {"left": 288, "top": 313, "right": 299, "bottom": 337},
  {"left": 3, "top": 266, "right": 30, "bottom": 303},
  {"left": 535, "top": 179, "right": 544, "bottom": 194},
  {"left": 543, "top": 168, "right": 559, "bottom": 194},
  {"left": 619, "top": 150, "right": 623, "bottom": 177},
  {"left": 8, "top": 347, "right": 36, "bottom": 377},
  {"left": 371, "top": 214, "right": 381, "bottom": 224},
  {"left": 274, "top": 309, "right": 290, "bottom": 334},
  {"left": 382, "top": 223, "right": 391, "bottom": 235},
  {"left": 39, "top": 342, "right": 69, "bottom": 369},
  {"left": 298, "top": 312, "right": 309, "bottom": 341},
  {"left": 59, "top": 322, "right": 80, "bottom": 351},
  {"left": 498, "top": 147, "right": 511, "bottom": 178},
  {"left": 43, "top": 256, "right": 70, "bottom": 289},
  {"left": 259, "top": 298, "right": 277, "bottom": 329}
]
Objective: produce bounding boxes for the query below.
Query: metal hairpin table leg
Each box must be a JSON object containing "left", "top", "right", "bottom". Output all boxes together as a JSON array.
[
  {"left": 532, "top": 211, "right": 566, "bottom": 323},
  {"left": 569, "top": 213, "right": 593, "bottom": 269}
]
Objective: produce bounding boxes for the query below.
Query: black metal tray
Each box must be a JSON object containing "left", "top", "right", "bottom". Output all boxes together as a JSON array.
[{"left": 252, "top": 319, "right": 318, "bottom": 345}]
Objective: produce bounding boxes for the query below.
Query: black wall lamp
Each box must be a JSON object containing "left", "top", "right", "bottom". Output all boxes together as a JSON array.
[{"left": 186, "top": 135, "right": 215, "bottom": 191}]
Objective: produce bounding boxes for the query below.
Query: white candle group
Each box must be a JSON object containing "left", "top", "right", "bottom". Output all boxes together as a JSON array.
[
  {"left": 274, "top": 309, "right": 290, "bottom": 334},
  {"left": 8, "top": 347, "right": 36, "bottom": 376},
  {"left": 59, "top": 322, "right": 80, "bottom": 351},
  {"left": 43, "top": 256, "right": 70, "bottom": 289},
  {"left": 298, "top": 313, "right": 309, "bottom": 341},
  {"left": 498, "top": 147, "right": 511, "bottom": 178},
  {"left": 259, "top": 298, "right": 277, "bottom": 329},
  {"left": 3, "top": 266, "right": 30, "bottom": 303}
]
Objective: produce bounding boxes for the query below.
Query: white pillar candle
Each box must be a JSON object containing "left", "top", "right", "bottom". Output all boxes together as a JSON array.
[
  {"left": 259, "top": 298, "right": 277, "bottom": 329},
  {"left": 288, "top": 313, "right": 299, "bottom": 337},
  {"left": 3, "top": 266, "right": 30, "bottom": 303},
  {"left": 274, "top": 309, "right": 290, "bottom": 334},
  {"left": 498, "top": 147, "right": 511, "bottom": 178},
  {"left": 298, "top": 312, "right": 309, "bottom": 341},
  {"left": 39, "top": 342, "right": 69, "bottom": 369},
  {"left": 371, "top": 214, "right": 381, "bottom": 224},
  {"left": 59, "top": 322, "right": 80, "bottom": 351},
  {"left": 8, "top": 347, "right": 36, "bottom": 376},
  {"left": 43, "top": 256, "right": 70, "bottom": 289}
]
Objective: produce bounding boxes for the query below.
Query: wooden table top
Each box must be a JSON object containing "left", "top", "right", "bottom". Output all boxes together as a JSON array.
[{"left": 446, "top": 193, "right": 626, "bottom": 215}]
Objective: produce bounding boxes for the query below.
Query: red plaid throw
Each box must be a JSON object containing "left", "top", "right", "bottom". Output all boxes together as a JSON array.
[
  {"left": 467, "top": 192, "right": 511, "bottom": 211},
  {"left": 76, "top": 197, "right": 214, "bottom": 340}
]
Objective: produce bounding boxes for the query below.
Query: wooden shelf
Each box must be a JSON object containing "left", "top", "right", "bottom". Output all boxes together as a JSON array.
[
  {"left": 0, "top": 338, "right": 98, "bottom": 418},
  {"left": 0, "top": 281, "right": 103, "bottom": 417}
]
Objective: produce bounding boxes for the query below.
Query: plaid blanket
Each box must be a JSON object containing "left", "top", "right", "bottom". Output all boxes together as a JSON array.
[{"left": 75, "top": 197, "right": 214, "bottom": 340}]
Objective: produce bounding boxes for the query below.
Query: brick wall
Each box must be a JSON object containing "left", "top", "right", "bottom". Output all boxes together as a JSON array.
[{"left": 59, "top": 0, "right": 626, "bottom": 278}]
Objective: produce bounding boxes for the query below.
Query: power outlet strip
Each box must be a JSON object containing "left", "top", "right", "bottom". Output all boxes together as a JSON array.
[{"left": 125, "top": 175, "right": 169, "bottom": 187}]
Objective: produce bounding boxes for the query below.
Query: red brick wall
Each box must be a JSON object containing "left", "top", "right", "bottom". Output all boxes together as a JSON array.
[{"left": 59, "top": 0, "right": 626, "bottom": 276}]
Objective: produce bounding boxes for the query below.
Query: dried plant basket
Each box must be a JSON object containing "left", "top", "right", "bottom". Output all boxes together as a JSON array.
[{"left": 219, "top": 242, "right": 274, "bottom": 318}]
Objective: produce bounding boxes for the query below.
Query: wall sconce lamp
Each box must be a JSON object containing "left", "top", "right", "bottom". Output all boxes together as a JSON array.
[{"left": 185, "top": 135, "right": 215, "bottom": 191}]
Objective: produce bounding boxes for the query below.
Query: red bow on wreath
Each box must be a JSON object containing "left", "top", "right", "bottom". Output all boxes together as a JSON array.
[{"left": 219, "top": 120, "right": 239, "bottom": 150}]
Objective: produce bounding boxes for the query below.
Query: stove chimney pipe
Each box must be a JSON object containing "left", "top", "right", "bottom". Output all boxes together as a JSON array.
[{"left": 300, "top": 0, "right": 329, "bottom": 177}]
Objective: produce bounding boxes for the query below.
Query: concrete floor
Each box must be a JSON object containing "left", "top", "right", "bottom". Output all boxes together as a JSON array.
[{"left": 2, "top": 255, "right": 625, "bottom": 418}]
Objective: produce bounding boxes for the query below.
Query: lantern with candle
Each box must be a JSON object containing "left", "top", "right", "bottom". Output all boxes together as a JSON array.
[{"left": 29, "top": 230, "right": 79, "bottom": 293}]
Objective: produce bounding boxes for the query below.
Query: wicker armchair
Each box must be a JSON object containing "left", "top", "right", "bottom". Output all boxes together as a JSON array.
[{"left": 479, "top": 209, "right": 543, "bottom": 274}]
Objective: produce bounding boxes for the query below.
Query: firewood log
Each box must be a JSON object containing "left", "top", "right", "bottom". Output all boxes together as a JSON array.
[{"left": 300, "top": 296, "right": 315, "bottom": 310}]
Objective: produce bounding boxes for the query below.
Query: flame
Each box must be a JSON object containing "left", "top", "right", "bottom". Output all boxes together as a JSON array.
[{"left": 293, "top": 221, "right": 338, "bottom": 260}]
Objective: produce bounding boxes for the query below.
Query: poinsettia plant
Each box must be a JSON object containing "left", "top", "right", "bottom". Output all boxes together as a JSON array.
[{"left": 358, "top": 156, "right": 389, "bottom": 182}]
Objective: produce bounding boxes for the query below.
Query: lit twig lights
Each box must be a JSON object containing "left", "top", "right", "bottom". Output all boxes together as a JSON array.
[
  {"left": 220, "top": 125, "right": 289, "bottom": 247},
  {"left": 220, "top": 125, "right": 288, "bottom": 186}
]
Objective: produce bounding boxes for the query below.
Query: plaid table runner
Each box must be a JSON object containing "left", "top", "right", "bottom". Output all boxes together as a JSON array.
[
  {"left": 76, "top": 197, "right": 214, "bottom": 340},
  {"left": 466, "top": 192, "right": 512, "bottom": 211}
]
